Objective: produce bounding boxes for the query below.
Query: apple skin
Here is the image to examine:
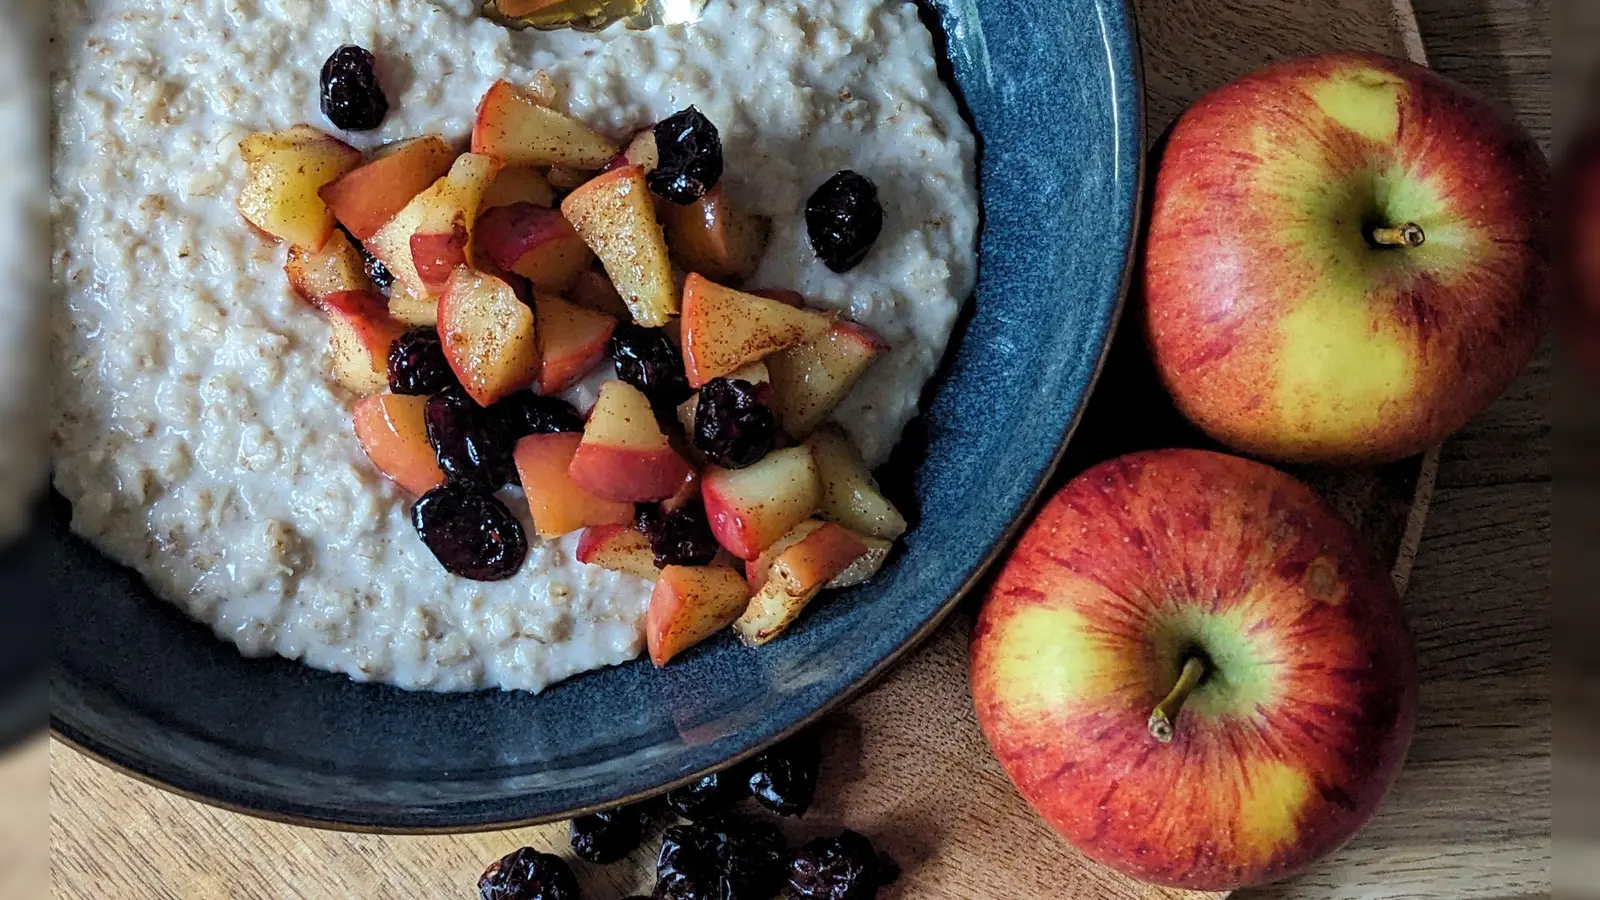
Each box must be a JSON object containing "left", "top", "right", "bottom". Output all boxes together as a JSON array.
[
  {"left": 1143, "top": 52, "right": 1549, "bottom": 464},
  {"left": 970, "top": 449, "right": 1417, "bottom": 891}
]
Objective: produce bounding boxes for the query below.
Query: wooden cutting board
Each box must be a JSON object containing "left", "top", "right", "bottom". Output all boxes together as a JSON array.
[{"left": 50, "top": 0, "right": 1443, "bottom": 898}]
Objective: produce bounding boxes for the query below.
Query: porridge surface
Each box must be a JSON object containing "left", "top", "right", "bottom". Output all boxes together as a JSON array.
[{"left": 50, "top": 0, "right": 979, "bottom": 691}]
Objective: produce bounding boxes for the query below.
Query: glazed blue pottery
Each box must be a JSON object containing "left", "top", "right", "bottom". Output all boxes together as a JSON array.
[{"left": 48, "top": 0, "right": 1144, "bottom": 829}]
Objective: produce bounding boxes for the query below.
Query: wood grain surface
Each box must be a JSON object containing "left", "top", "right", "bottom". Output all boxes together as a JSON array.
[{"left": 50, "top": 0, "right": 1553, "bottom": 898}]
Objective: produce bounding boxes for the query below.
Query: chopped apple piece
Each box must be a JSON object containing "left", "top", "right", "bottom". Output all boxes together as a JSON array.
[
  {"left": 476, "top": 203, "right": 594, "bottom": 293},
  {"left": 749, "top": 288, "right": 805, "bottom": 308},
  {"left": 545, "top": 165, "right": 593, "bottom": 191},
  {"left": 826, "top": 535, "right": 892, "bottom": 589},
  {"left": 734, "top": 521, "right": 870, "bottom": 646},
  {"left": 514, "top": 433, "right": 634, "bottom": 538},
  {"left": 766, "top": 320, "right": 888, "bottom": 438},
  {"left": 575, "top": 524, "right": 659, "bottom": 579},
  {"left": 568, "top": 267, "right": 633, "bottom": 319},
  {"left": 411, "top": 224, "right": 470, "bottom": 296},
  {"left": 323, "top": 290, "right": 409, "bottom": 395},
  {"left": 561, "top": 165, "right": 678, "bottom": 326},
  {"left": 320, "top": 136, "right": 457, "bottom": 240},
  {"left": 623, "top": 130, "right": 659, "bottom": 172},
  {"left": 646, "top": 565, "right": 751, "bottom": 666},
  {"left": 388, "top": 280, "right": 437, "bottom": 327},
  {"left": 367, "top": 153, "right": 502, "bottom": 300},
  {"left": 745, "top": 521, "right": 887, "bottom": 593},
  {"left": 438, "top": 267, "right": 541, "bottom": 406},
  {"left": 237, "top": 125, "right": 362, "bottom": 251},
  {"left": 471, "top": 79, "right": 619, "bottom": 168},
  {"left": 680, "top": 274, "right": 833, "bottom": 387},
  {"left": 701, "top": 446, "right": 821, "bottom": 560},
  {"left": 285, "top": 229, "right": 375, "bottom": 306},
  {"left": 568, "top": 380, "right": 695, "bottom": 502},
  {"left": 534, "top": 294, "right": 616, "bottom": 394},
  {"left": 661, "top": 186, "right": 771, "bottom": 283},
  {"left": 352, "top": 394, "right": 446, "bottom": 496},
  {"left": 805, "top": 426, "right": 907, "bottom": 540},
  {"left": 480, "top": 165, "right": 555, "bottom": 211},
  {"left": 662, "top": 468, "right": 702, "bottom": 514}
]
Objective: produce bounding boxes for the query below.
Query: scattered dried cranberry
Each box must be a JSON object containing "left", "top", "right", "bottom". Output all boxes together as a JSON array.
[
  {"left": 648, "top": 107, "right": 724, "bottom": 205},
  {"left": 388, "top": 328, "right": 456, "bottom": 395},
  {"left": 713, "top": 819, "right": 789, "bottom": 900},
  {"left": 411, "top": 485, "right": 527, "bottom": 582},
  {"left": 787, "top": 831, "right": 898, "bottom": 900},
  {"left": 665, "top": 770, "right": 744, "bottom": 821},
  {"left": 635, "top": 502, "right": 720, "bottom": 568},
  {"left": 806, "top": 171, "right": 884, "bottom": 273},
  {"left": 747, "top": 731, "right": 820, "bottom": 817},
  {"left": 611, "top": 323, "right": 692, "bottom": 414},
  {"left": 655, "top": 823, "right": 723, "bottom": 900},
  {"left": 494, "top": 391, "right": 585, "bottom": 441},
  {"left": 478, "top": 847, "right": 579, "bottom": 900},
  {"left": 694, "top": 378, "right": 776, "bottom": 469},
  {"left": 570, "top": 802, "right": 654, "bottom": 865},
  {"left": 425, "top": 387, "right": 515, "bottom": 487},
  {"left": 320, "top": 45, "right": 388, "bottom": 132}
]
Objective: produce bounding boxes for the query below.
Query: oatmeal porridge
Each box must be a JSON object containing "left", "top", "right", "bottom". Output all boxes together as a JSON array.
[{"left": 50, "top": 0, "right": 979, "bottom": 691}]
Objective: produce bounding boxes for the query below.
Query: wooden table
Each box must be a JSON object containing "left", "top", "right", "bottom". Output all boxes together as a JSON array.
[{"left": 50, "top": 0, "right": 1552, "bottom": 897}]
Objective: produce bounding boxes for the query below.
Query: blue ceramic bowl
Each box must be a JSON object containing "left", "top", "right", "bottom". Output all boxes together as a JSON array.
[{"left": 48, "top": 0, "right": 1143, "bottom": 830}]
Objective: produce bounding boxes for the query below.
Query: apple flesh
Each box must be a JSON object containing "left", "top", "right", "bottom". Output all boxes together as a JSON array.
[
  {"left": 576, "top": 524, "right": 660, "bottom": 580},
  {"left": 970, "top": 449, "right": 1417, "bottom": 891},
  {"left": 480, "top": 165, "right": 555, "bottom": 212},
  {"left": 532, "top": 293, "right": 616, "bottom": 394},
  {"left": 660, "top": 185, "right": 771, "bottom": 284},
  {"left": 472, "top": 79, "right": 619, "bottom": 169},
  {"left": 320, "top": 135, "right": 457, "bottom": 240},
  {"left": 568, "top": 380, "right": 695, "bottom": 503},
  {"left": 767, "top": 320, "right": 888, "bottom": 438},
  {"left": 567, "top": 267, "right": 633, "bottom": 320},
  {"left": 680, "top": 274, "right": 832, "bottom": 388},
  {"left": 322, "top": 290, "right": 409, "bottom": 395},
  {"left": 437, "top": 267, "right": 542, "bottom": 406},
  {"left": 734, "top": 520, "right": 869, "bottom": 646},
  {"left": 367, "top": 153, "right": 501, "bottom": 301},
  {"left": 1142, "top": 52, "right": 1549, "bottom": 464},
  {"left": 513, "top": 433, "right": 634, "bottom": 538},
  {"left": 804, "top": 426, "right": 907, "bottom": 540},
  {"left": 475, "top": 202, "right": 594, "bottom": 293},
  {"left": 701, "top": 446, "right": 822, "bottom": 560},
  {"left": 561, "top": 165, "right": 679, "bottom": 327},
  {"left": 285, "top": 228, "right": 375, "bottom": 306},
  {"left": 352, "top": 393, "right": 446, "bottom": 496},
  {"left": 646, "top": 564, "right": 751, "bottom": 666},
  {"left": 237, "top": 125, "right": 362, "bottom": 251}
]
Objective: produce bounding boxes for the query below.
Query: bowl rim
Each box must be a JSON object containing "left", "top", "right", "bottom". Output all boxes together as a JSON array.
[{"left": 51, "top": 0, "right": 1148, "bottom": 833}]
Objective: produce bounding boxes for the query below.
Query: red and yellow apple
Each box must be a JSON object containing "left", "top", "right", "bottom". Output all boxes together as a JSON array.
[
  {"left": 472, "top": 79, "right": 619, "bottom": 169},
  {"left": 352, "top": 393, "right": 446, "bottom": 495},
  {"left": 660, "top": 185, "right": 771, "bottom": 283},
  {"left": 970, "top": 449, "right": 1417, "bottom": 891},
  {"left": 576, "top": 524, "right": 660, "bottom": 580},
  {"left": 285, "top": 229, "right": 375, "bottom": 306},
  {"left": 322, "top": 289, "right": 409, "bottom": 395},
  {"left": 532, "top": 293, "right": 616, "bottom": 394},
  {"left": 734, "top": 520, "right": 869, "bottom": 646},
  {"left": 513, "top": 433, "right": 634, "bottom": 538},
  {"left": 701, "top": 445, "right": 821, "bottom": 560},
  {"left": 437, "top": 267, "right": 541, "bottom": 406},
  {"left": 681, "top": 274, "right": 832, "bottom": 388},
  {"left": 646, "top": 564, "right": 751, "bottom": 666},
  {"left": 476, "top": 202, "right": 594, "bottom": 293},
  {"left": 1142, "top": 52, "right": 1549, "bottom": 464},
  {"left": 320, "top": 135, "right": 457, "bottom": 240},
  {"left": 568, "top": 380, "right": 695, "bottom": 503}
]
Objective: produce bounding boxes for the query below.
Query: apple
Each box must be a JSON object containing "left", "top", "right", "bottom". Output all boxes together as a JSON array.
[
  {"left": 532, "top": 293, "right": 616, "bottom": 394},
  {"left": 513, "top": 433, "right": 634, "bottom": 538},
  {"left": 568, "top": 266, "right": 633, "bottom": 320},
  {"left": 681, "top": 274, "right": 833, "bottom": 387},
  {"left": 622, "top": 129, "right": 659, "bottom": 172},
  {"left": 561, "top": 165, "right": 679, "bottom": 327},
  {"left": 748, "top": 288, "right": 805, "bottom": 309},
  {"left": 660, "top": 185, "right": 771, "bottom": 283},
  {"left": 734, "top": 520, "right": 869, "bottom": 646},
  {"left": 352, "top": 393, "right": 446, "bottom": 495},
  {"left": 367, "top": 152, "right": 501, "bottom": 300},
  {"left": 701, "top": 445, "right": 821, "bottom": 560},
  {"left": 285, "top": 228, "right": 375, "bottom": 306},
  {"left": 767, "top": 320, "right": 888, "bottom": 438},
  {"left": 471, "top": 79, "right": 619, "bottom": 169},
  {"left": 576, "top": 524, "right": 660, "bottom": 579},
  {"left": 437, "top": 267, "right": 542, "bottom": 406},
  {"left": 475, "top": 202, "right": 594, "bottom": 293},
  {"left": 568, "top": 380, "right": 695, "bottom": 503},
  {"left": 646, "top": 564, "right": 751, "bottom": 666},
  {"left": 320, "top": 135, "right": 457, "bottom": 240},
  {"left": 322, "top": 290, "right": 409, "bottom": 395},
  {"left": 480, "top": 165, "right": 555, "bottom": 212},
  {"left": 745, "top": 518, "right": 889, "bottom": 593},
  {"left": 1142, "top": 52, "right": 1550, "bottom": 465},
  {"left": 804, "top": 427, "right": 907, "bottom": 540},
  {"left": 387, "top": 280, "right": 438, "bottom": 328},
  {"left": 237, "top": 125, "right": 362, "bottom": 251},
  {"left": 1557, "top": 118, "right": 1600, "bottom": 380},
  {"left": 970, "top": 448, "right": 1417, "bottom": 891}
]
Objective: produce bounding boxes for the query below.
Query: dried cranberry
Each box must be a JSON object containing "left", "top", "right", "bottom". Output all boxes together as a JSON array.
[
  {"left": 806, "top": 171, "right": 883, "bottom": 273},
  {"left": 655, "top": 823, "right": 722, "bottom": 900},
  {"left": 747, "top": 731, "right": 820, "bottom": 817},
  {"left": 635, "top": 502, "right": 720, "bottom": 568},
  {"left": 320, "top": 45, "right": 388, "bottom": 132},
  {"left": 479, "top": 847, "right": 579, "bottom": 900},
  {"left": 425, "top": 387, "right": 516, "bottom": 487},
  {"left": 611, "top": 323, "right": 692, "bottom": 413},
  {"left": 494, "top": 391, "right": 585, "bottom": 440},
  {"left": 694, "top": 378, "right": 776, "bottom": 469},
  {"left": 569, "top": 802, "right": 654, "bottom": 865},
  {"left": 713, "top": 819, "right": 788, "bottom": 900},
  {"left": 648, "top": 107, "right": 723, "bottom": 205},
  {"left": 411, "top": 484, "right": 527, "bottom": 581},
  {"left": 388, "top": 328, "right": 456, "bottom": 395},
  {"left": 787, "top": 831, "right": 898, "bottom": 900},
  {"left": 664, "top": 770, "right": 744, "bottom": 821}
]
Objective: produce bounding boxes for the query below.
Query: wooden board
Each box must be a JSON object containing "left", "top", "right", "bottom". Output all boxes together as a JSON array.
[{"left": 52, "top": 0, "right": 1556, "bottom": 898}]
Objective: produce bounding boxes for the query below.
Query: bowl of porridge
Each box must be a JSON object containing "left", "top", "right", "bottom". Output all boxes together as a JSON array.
[{"left": 47, "top": 0, "right": 1143, "bottom": 827}]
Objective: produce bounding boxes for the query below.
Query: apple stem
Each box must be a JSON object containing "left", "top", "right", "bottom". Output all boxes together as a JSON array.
[
  {"left": 1148, "top": 657, "right": 1207, "bottom": 744},
  {"left": 1368, "top": 223, "right": 1426, "bottom": 248}
]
